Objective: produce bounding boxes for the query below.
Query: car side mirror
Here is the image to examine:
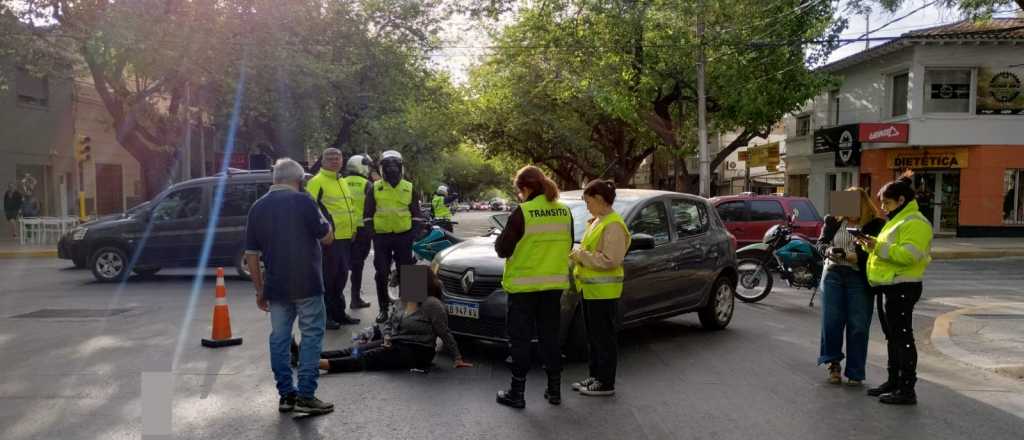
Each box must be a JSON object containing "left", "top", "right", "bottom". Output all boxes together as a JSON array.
[{"left": 629, "top": 233, "right": 656, "bottom": 252}]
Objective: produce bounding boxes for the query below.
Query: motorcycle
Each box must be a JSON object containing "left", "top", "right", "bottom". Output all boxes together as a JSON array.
[
  {"left": 386, "top": 219, "right": 463, "bottom": 300},
  {"left": 735, "top": 211, "right": 824, "bottom": 306}
]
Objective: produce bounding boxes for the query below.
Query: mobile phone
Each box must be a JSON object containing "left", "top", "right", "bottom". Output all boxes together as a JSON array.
[{"left": 846, "top": 227, "right": 869, "bottom": 239}]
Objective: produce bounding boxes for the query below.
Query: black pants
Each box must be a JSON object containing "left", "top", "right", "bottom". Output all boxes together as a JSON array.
[
  {"left": 349, "top": 230, "right": 373, "bottom": 303},
  {"left": 878, "top": 282, "right": 922, "bottom": 390},
  {"left": 584, "top": 298, "right": 619, "bottom": 387},
  {"left": 373, "top": 231, "right": 415, "bottom": 310},
  {"left": 322, "top": 239, "right": 352, "bottom": 322},
  {"left": 322, "top": 340, "right": 434, "bottom": 373},
  {"left": 507, "top": 290, "right": 562, "bottom": 379}
]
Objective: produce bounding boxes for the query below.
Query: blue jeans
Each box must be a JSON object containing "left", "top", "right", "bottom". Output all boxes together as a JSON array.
[
  {"left": 817, "top": 265, "right": 874, "bottom": 381},
  {"left": 269, "top": 295, "right": 326, "bottom": 398}
]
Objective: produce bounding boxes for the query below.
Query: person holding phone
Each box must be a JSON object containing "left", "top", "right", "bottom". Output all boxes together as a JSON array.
[
  {"left": 315, "top": 270, "right": 472, "bottom": 373},
  {"left": 856, "top": 172, "right": 934, "bottom": 405},
  {"left": 816, "top": 188, "right": 886, "bottom": 386}
]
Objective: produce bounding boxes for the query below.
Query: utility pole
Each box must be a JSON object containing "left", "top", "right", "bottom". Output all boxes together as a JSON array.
[
  {"left": 865, "top": 14, "right": 871, "bottom": 51},
  {"left": 182, "top": 84, "right": 192, "bottom": 181},
  {"left": 697, "top": 0, "right": 710, "bottom": 197}
]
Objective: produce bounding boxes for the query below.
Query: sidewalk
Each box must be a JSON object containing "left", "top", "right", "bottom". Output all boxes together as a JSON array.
[
  {"left": 0, "top": 240, "right": 58, "bottom": 259},
  {"left": 932, "top": 302, "right": 1024, "bottom": 380},
  {"left": 932, "top": 237, "right": 1024, "bottom": 260}
]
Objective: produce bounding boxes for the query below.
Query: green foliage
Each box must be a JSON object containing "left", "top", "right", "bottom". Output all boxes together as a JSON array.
[
  {"left": 847, "top": 0, "right": 1023, "bottom": 19},
  {"left": 464, "top": 0, "right": 845, "bottom": 190}
]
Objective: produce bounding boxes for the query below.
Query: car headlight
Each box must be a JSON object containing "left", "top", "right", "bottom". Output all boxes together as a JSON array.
[
  {"left": 72, "top": 228, "right": 88, "bottom": 241},
  {"left": 430, "top": 258, "right": 441, "bottom": 274}
]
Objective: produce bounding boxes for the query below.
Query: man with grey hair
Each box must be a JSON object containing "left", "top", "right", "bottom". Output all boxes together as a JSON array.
[
  {"left": 306, "top": 148, "right": 361, "bottom": 328},
  {"left": 245, "top": 158, "right": 335, "bottom": 416}
]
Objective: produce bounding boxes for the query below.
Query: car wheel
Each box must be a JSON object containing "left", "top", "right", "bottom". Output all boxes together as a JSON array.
[
  {"left": 90, "top": 246, "right": 129, "bottom": 283},
  {"left": 562, "top": 305, "right": 588, "bottom": 362},
  {"left": 699, "top": 276, "right": 735, "bottom": 330},
  {"left": 133, "top": 267, "right": 161, "bottom": 277}
]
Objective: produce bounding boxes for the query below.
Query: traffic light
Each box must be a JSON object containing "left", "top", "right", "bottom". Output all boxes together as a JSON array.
[{"left": 74, "top": 136, "right": 92, "bottom": 163}]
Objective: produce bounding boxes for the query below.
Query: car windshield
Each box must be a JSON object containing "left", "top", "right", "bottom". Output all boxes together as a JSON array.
[{"left": 562, "top": 199, "right": 636, "bottom": 243}]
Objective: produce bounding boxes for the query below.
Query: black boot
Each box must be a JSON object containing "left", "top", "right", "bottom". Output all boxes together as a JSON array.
[
  {"left": 544, "top": 370, "right": 561, "bottom": 405},
  {"left": 496, "top": 377, "right": 526, "bottom": 409},
  {"left": 376, "top": 310, "right": 389, "bottom": 324},
  {"left": 881, "top": 373, "right": 916, "bottom": 405},
  {"left": 867, "top": 368, "right": 899, "bottom": 397}
]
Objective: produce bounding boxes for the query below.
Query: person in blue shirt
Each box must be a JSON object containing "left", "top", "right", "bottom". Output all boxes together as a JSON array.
[{"left": 245, "top": 158, "right": 335, "bottom": 416}]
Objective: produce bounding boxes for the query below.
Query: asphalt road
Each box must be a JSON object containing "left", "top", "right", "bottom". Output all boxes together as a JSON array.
[{"left": 1, "top": 212, "right": 1023, "bottom": 439}]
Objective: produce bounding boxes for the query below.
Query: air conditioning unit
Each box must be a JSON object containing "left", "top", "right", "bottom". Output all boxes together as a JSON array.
[{"left": 726, "top": 161, "right": 737, "bottom": 170}]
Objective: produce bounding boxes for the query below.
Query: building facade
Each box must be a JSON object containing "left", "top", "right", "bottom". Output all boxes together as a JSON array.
[{"left": 783, "top": 19, "right": 1024, "bottom": 236}]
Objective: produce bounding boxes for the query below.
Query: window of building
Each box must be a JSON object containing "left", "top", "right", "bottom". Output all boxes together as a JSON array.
[
  {"left": 924, "top": 68, "right": 972, "bottom": 113},
  {"left": 1003, "top": 170, "right": 1024, "bottom": 224},
  {"left": 891, "top": 72, "right": 909, "bottom": 117},
  {"left": 15, "top": 68, "right": 49, "bottom": 108},
  {"left": 629, "top": 202, "right": 671, "bottom": 246},
  {"left": 749, "top": 200, "right": 786, "bottom": 221},
  {"left": 828, "top": 89, "right": 840, "bottom": 126},
  {"left": 796, "top": 115, "right": 811, "bottom": 137}
]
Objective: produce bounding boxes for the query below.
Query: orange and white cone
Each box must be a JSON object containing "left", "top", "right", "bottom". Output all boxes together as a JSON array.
[{"left": 202, "top": 267, "right": 243, "bottom": 348}]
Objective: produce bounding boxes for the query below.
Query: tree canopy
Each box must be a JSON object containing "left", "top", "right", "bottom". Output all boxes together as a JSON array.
[{"left": 463, "top": 0, "right": 844, "bottom": 190}]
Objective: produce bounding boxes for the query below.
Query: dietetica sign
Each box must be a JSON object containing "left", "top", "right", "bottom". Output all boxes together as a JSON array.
[{"left": 887, "top": 149, "right": 968, "bottom": 169}]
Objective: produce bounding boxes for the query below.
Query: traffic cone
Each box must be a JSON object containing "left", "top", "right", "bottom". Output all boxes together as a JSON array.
[{"left": 202, "top": 267, "right": 243, "bottom": 348}]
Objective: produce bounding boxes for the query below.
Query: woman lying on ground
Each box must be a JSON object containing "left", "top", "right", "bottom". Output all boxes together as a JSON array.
[{"left": 315, "top": 270, "right": 473, "bottom": 373}]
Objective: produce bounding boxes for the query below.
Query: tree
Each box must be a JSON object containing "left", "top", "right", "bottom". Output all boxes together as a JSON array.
[
  {"left": 464, "top": 0, "right": 844, "bottom": 191},
  {"left": 849, "top": 0, "right": 1024, "bottom": 18},
  {"left": 5, "top": 0, "right": 454, "bottom": 197},
  {"left": 436, "top": 144, "right": 510, "bottom": 200}
]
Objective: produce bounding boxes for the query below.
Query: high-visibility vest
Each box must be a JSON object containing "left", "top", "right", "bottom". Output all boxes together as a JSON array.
[
  {"left": 344, "top": 175, "right": 369, "bottom": 227},
  {"left": 372, "top": 179, "right": 414, "bottom": 234},
  {"left": 574, "top": 212, "right": 630, "bottom": 300},
  {"left": 866, "top": 200, "right": 934, "bottom": 286},
  {"left": 432, "top": 194, "right": 452, "bottom": 220},
  {"left": 306, "top": 169, "right": 356, "bottom": 240},
  {"left": 502, "top": 197, "right": 573, "bottom": 293}
]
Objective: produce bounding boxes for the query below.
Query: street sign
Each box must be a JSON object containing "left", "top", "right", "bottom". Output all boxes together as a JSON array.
[{"left": 748, "top": 142, "right": 780, "bottom": 167}]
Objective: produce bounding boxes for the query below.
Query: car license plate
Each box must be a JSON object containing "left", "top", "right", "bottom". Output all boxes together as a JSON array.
[{"left": 446, "top": 300, "right": 479, "bottom": 319}]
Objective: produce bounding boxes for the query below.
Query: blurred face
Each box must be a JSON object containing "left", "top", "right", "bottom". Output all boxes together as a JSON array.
[
  {"left": 382, "top": 161, "right": 402, "bottom": 181},
  {"left": 583, "top": 193, "right": 608, "bottom": 216},
  {"left": 879, "top": 196, "right": 904, "bottom": 216},
  {"left": 322, "top": 151, "right": 342, "bottom": 172}
]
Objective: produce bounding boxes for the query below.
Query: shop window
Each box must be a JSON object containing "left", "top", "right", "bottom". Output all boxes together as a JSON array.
[
  {"left": 1003, "top": 170, "right": 1024, "bottom": 225},
  {"left": 891, "top": 72, "right": 909, "bottom": 118},
  {"left": 795, "top": 115, "right": 811, "bottom": 137},
  {"left": 16, "top": 68, "right": 49, "bottom": 108},
  {"left": 925, "top": 69, "right": 971, "bottom": 113},
  {"left": 828, "top": 89, "right": 840, "bottom": 126}
]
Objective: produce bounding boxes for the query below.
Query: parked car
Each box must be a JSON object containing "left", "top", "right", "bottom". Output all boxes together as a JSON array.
[
  {"left": 489, "top": 199, "right": 507, "bottom": 211},
  {"left": 433, "top": 189, "right": 738, "bottom": 359},
  {"left": 59, "top": 170, "right": 273, "bottom": 282},
  {"left": 709, "top": 194, "right": 823, "bottom": 248},
  {"left": 455, "top": 202, "right": 472, "bottom": 212}
]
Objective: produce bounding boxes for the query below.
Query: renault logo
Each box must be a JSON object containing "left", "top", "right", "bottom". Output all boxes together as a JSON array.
[{"left": 461, "top": 270, "right": 475, "bottom": 293}]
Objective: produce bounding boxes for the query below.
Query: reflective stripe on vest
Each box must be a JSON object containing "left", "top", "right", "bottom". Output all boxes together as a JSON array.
[
  {"left": 502, "top": 197, "right": 573, "bottom": 293},
  {"left": 344, "top": 175, "right": 368, "bottom": 227},
  {"left": 373, "top": 180, "right": 414, "bottom": 234},
  {"left": 432, "top": 195, "right": 452, "bottom": 220},
  {"left": 573, "top": 211, "right": 630, "bottom": 300},
  {"left": 307, "top": 169, "right": 357, "bottom": 239}
]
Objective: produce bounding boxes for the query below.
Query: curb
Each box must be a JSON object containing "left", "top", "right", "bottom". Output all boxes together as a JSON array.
[
  {"left": 0, "top": 250, "right": 57, "bottom": 259},
  {"left": 930, "top": 303, "right": 1024, "bottom": 379},
  {"left": 932, "top": 250, "right": 1024, "bottom": 260}
]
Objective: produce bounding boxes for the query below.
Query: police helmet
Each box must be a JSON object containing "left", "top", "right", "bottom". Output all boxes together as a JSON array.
[{"left": 346, "top": 154, "right": 371, "bottom": 177}]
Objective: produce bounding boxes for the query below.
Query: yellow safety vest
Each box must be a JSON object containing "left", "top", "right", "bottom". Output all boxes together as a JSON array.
[
  {"left": 344, "top": 175, "right": 369, "bottom": 227},
  {"left": 866, "top": 200, "right": 934, "bottom": 286},
  {"left": 574, "top": 212, "right": 630, "bottom": 300},
  {"left": 502, "top": 197, "right": 573, "bottom": 293},
  {"left": 306, "top": 169, "right": 356, "bottom": 240},
  {"left": 432, "top": 194, "right": 452, "bottom": 220},
  {"left": 372, "top": 179, "right": 414, "bottom": 234}
]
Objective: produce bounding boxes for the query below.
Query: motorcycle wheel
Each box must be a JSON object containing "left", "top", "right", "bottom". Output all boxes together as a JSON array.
[{"left": 735, "top": 258, "right": 773, "bottom": 303}]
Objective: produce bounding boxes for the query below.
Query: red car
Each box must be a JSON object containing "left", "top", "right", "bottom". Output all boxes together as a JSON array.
[{"left": 710, "top": 194, "right": 823, "bottom": 248}]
